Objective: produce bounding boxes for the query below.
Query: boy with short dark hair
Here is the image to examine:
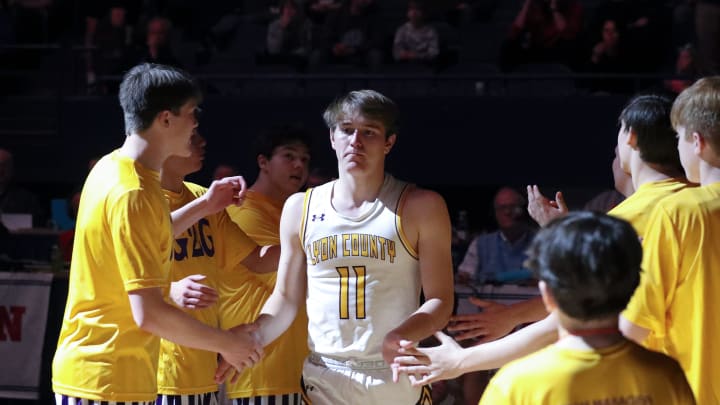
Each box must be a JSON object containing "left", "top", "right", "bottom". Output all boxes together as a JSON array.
[{"left": 479, "top": 212, "right": 695, "bottom": 404}]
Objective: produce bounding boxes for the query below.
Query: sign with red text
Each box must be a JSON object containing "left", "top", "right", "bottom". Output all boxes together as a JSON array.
[{"left": 0, "top": 272, "right": 53, "bottom": 399}]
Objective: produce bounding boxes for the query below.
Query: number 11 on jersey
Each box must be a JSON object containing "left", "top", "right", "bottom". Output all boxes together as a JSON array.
[{"left": 336, "top": 266, "right": 367, "bottom": 319}]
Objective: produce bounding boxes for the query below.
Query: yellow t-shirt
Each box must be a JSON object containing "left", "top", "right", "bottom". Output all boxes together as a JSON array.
[
  {"left": 608, "top": 177, "right": 694, "bottom": 238},
  {"left": 222, "top": 190, "right": 309, "bottom": 398},
  {"left": 623, "top": 182, "right": 720, "bottom": 404},
  {"left": 52, "top": 151, "right": 172, "bottom": 402},
  {"left": 479, "top": 340, "right": 695, "bottom": 405},
  {"left": 156, "top": 182, "right": 257, "bottom": 395},
  {"left": 607, "top": 177, "right": 695, "bottom": 351}
]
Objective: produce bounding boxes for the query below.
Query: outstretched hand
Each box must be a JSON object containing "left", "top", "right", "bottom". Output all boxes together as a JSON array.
[
  {"left": 527, "top": 185, "right": 567, "bottom": 227},
  {"left": 170, "top": 274, "right": 218, "bottom": 309},
  {"left": 392, "top": 331, "right": 466, "bottom": 386},
  {"left": 204, "top": 175, "right": 248, "bottom": 214},
  {"left": 448, "top": 298, "right": 517, "bottom": 343}
]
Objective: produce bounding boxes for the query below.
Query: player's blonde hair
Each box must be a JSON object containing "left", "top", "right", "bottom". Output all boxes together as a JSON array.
[
  {"left": 322, "top": 89, "right": 399, "bottom": 138},
  {"left": 671, "top": 76, "right": 720, "bottom": 154}
]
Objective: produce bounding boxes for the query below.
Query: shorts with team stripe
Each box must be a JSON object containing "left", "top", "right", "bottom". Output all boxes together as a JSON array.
[
  {"left": 155, "top": 392, "right": 219, "bottom": 405},
  {"left": 55, "top": 394, "right": 155, "bottom": 405},
  {"left": 230, "top": 393, "right": 302, "bottom": 405},
  {"left": 301, "top": 353, "right": 432, "bottom": 405}
]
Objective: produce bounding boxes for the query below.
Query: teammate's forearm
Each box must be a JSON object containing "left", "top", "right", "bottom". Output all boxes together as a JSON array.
[
  {"left": 460, "top": 312, "right": 558, "bottom": 372},
  {"left": 131, "top": 292, "right": 233, "bottom": 353},
  {"left": 171, "top": 196, "right": 212, "bottom": 237},
  {"left": 507, "top": 296, "right": 548, "bottom": 326}
]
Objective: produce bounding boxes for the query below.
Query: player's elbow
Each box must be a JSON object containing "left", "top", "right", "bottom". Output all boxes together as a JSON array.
[
  {"left": 129, "top": 303, "right": 162, "bottom": 333},
  {"left": 128, "top": 289, "right": 165, "bottom": 333}
]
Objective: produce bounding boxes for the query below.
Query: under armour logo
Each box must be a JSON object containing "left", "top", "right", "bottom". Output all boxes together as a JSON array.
[{"left": 312, "top": 213, "right": 325, "bottom": 221}]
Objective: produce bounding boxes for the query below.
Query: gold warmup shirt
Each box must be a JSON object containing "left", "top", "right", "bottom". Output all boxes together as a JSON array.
[
  {"left": 479, "top": 341, "right": 695, "bottom": 404},
  {"left": 608, "top": 177, "right": 694, "bottom": 237},
  {"left": 223, "top": 190, "right": 308, "bottom": 398},
  {"left": 52, "top": 151, "right": 172, "bottom": 402},
  {"left": 624, "top": 183, "right": 720, "bottom": 403},
  {"left": 156, "top": 182, "right": 255, "bottom": 395}
]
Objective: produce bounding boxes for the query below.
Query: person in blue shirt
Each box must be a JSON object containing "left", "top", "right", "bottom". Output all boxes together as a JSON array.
[{"left": 456, "top": 187, "right": 535, "bottom": 285}]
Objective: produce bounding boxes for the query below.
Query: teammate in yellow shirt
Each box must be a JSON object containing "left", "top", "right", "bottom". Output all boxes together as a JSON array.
[
  {"left": 52, "top": 63, "right": 263, "bottom": 405},
  {"left": 448, "top": 94, "right": 693, "bottom": 349},
  {"left": 621, "top": 76, "right": 720, "bottom": 403},
  {"left": 223, "top": 124, "right": 312, "bottom": 404},
  {"left": 478, "top": 212, "right": 695, "bottom": 405},
  {"left": 391, "top": 92, "right": 699, "bottom": 395},
  {"left": 156, "top": 130, "right": 280, "bottom": 405},
  {"left": 529, "top": 93, "right": 692, "bottom": 237}
]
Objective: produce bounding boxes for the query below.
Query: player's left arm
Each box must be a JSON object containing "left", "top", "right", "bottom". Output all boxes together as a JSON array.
[{"left": 383, "top": 188, "right": 454, "bottom": 364}]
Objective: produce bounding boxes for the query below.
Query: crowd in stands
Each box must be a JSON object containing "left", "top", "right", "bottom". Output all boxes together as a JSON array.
[{"left": 0, "top": 0, "right": 716, "bottom": 96}]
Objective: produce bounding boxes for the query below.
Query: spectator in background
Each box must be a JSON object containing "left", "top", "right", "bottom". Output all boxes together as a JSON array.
[
  {"left": 0, "top": 148, "right": 46, "bottom": 227},
  {"left": 500, "top": 0, "right": 583, "bottom": 71},
  {"left": 310, "top": 0, "right": 383, "bottom": 71},
  {"left": 589, "top": 19, "right": 624, "bottom": 70},
  {"left": 456, "top": 187, "right": 536, "bottom": 287},
  {"left": 265, "top": 0, "right": 313, "bottom": 69},
  {"left": 665, "top": 43, "right": 700, "bottom": 94},
  {"left": 586, "top": 18, "right": 633, "bottom": 93},
  {"left": 84, "top": 2, "right": 136, "bottom": 92},
  {"left": 392, "top": 0, "right": 439, "bottom": 65},
  {"left": 453, "top": 186, "right": 540, "bottom": 405},
  {"left": 588, "top": 0, "right": 669, "bottom": 73},
  {"left": 135, "top": 16, "right": 180, "bottom": 67}
]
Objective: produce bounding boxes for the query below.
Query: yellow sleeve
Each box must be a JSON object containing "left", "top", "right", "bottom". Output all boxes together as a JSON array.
[
  {"left": 109, "top": 189, "right": 170, "bottom": 291},
  {"left": 623, "top": 203, "right": 681, "bottom": 339},
  {"left": 227, "top": 205, "right": 280, "bottom": 246},
  {"left": 215, "top": 208, "right": 257, "bottom": 271}
]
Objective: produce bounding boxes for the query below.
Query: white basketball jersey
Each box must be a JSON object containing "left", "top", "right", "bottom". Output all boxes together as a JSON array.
[{"left": 300, "top": 174, "right": 421, "bottom": 360}]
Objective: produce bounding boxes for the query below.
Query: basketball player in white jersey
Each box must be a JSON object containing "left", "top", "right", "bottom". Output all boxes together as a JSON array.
[{"left": 217, "top": 89, "right": 455, "bottom": 404}]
